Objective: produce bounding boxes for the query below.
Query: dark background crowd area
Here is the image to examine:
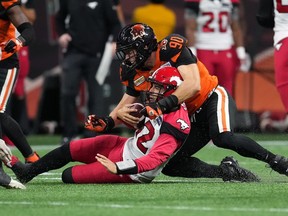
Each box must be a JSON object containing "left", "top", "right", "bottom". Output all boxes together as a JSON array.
[{"left": 24, "top": 0, "right": 278, "bottom": 135}]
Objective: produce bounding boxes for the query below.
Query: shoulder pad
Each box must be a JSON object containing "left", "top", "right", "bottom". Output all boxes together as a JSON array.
[{"left": 159, "top": 34, "right": 188, "bottom": 62}]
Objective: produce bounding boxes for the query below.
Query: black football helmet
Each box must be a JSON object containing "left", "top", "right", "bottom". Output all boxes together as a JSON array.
[{"left": 116, "top": 23, "right": 158, "bottom": 73}]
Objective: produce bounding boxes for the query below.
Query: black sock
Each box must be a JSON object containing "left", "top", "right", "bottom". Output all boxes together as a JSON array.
[
  {"left": 162, "top": 156, "right": 223, "bottom": 178},
  {"left": 27, "top": 144, "right": 72, "bottom": 178},
  {"left": 0, "top": 112, "right": 33, "bottom": 157},
  {"left": 213, "top": 132, "right": 276, "bottom": 163}
]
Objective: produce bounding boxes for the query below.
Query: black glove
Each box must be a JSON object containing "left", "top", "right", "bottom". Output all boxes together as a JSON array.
[{"left": 3, "top": 38, "right": 23, "bottom": 53}]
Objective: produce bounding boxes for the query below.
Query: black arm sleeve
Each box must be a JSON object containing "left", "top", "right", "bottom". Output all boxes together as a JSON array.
[
  {"left": 17, "top": 22, "right": 35, "bottom": 45},
  {"left": 256, "top": 0, "right": 274, "bottom": 28}
]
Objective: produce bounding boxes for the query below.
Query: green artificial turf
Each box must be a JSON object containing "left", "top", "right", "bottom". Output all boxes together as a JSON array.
[{"left": 2, "top": 133, "right": 288, "bottom": 216}]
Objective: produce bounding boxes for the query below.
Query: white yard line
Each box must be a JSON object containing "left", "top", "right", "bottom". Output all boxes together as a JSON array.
[{"left": 0, "top": 201, "right": 288, "bottom": 213}]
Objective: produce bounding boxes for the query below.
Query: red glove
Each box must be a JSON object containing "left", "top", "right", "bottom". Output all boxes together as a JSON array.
[
  {"left": 2, "top": 38, "right": 23, "bottom": 53},
  {"left": 84, "top": 115, "right": 115, "bottom": 133}
]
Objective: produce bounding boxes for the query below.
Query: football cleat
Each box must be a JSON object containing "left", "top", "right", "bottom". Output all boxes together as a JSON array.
[
  {"left": 4, "top": 156, "right": 33, "bottom": 184},
  {"left": 220, "top": 156, "right": 260, "bottom": 182},
  {"left": 0, "top": 163, "right": 26, "bottom": 189},
  {"left": 13, "top": 162, "right": 33, "bottom": 184},
  {"left": 268, "top": 155, "right": 288, "bottom": 176}
]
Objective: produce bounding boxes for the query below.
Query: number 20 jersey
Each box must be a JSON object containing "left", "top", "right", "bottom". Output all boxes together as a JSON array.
[{"left": 185, "top": 0, "right": 240, "bottom": 50}]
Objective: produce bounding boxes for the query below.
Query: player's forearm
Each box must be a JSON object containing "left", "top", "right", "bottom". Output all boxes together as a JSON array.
[{"left": 174, "top": 64, "right": 200, "bottom": 103}]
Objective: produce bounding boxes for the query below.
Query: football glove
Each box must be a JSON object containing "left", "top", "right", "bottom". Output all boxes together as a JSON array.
[
  {"left": 141, "top": 95, "right": 179, "bottom": 119},
  {"left": 84, "top": 115, "right": 115, "bottom": 133},
  {"left": 3, "top": 37, "right": 23, "bottom": 53},
  {"left": 0, "top": 139, "right": 12, "bottom": 164}
]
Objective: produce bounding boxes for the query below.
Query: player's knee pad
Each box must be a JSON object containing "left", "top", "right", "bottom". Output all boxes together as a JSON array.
[{"left": 62, "top": 167, "right": 75, "bottom": 183}]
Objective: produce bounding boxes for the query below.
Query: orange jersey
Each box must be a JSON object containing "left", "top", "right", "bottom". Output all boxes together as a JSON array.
[
  {"left": 0, "top": 0, "right": 20, "bottom": 60},
  {"left": 120, "top": 33, "right": 218, "bottom": 115}
]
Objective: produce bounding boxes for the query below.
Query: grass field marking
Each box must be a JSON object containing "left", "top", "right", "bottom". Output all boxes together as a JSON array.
[
  {"left": 1, "top": 201, "right": 288, "bottom": 213},
  {"left": 32, "top": 176, "right": 225, "bottom": 183}
]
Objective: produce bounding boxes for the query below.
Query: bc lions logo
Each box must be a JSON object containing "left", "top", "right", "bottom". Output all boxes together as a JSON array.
[
  {"left": 176, "top": 119, "right": 189, "bottom": 131},
  {"left": 130, "top": 24, "right": 147, "bottom": 40}
]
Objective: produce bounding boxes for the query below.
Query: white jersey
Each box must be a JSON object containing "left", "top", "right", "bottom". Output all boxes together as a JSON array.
[
  {"left": 122, "top": 117, "right": 164, "bottom": 183},
  {"left": 190, "top": 0, "right": 238, "bottom": 50},
  {"left": 273, "top": 0, "right": 288, "bottom": 46},
  {"left": 121, "top": 104, "right": 190, "bottom": 183}
]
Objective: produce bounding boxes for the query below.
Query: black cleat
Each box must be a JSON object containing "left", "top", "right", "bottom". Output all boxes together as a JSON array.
[
  {"left": 0, "top": 163, "right": 26, "bottom": 189},
  {"left": 269, "top": 155, "right": 288, "bottom": 176},
  {"left": 220, "top": 156, "right": 260, "bottom": 182},
  {"left": 12, "top": 161, "right": 34, "bottom": 184}
]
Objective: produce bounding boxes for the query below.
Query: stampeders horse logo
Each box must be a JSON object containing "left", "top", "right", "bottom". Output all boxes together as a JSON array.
[{"left": 130, "top": 24, "right": 147, "bottom": 40}]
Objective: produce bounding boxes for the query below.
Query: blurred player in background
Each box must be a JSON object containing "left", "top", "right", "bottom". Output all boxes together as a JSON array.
[
  {"left": 184, "top": 0, "right": 249, "bottom": 96},
  {"left": 55, "top": 0, "right": 122, "bottom": 145},
  {"left": 257, "top": 0, "right": 288, "bottom": 132}
]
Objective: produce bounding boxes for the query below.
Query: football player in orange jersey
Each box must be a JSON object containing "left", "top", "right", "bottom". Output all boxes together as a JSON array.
[
  {"left": 0, "top": 0, "right": 38, "bottom": 189},
  {"left": 86, "top": 23, "right": 288, "bottom": 180}
]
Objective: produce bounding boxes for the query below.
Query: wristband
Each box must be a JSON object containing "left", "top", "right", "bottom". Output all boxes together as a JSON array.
[
  {"left": 236, "top": 46, "right": 246, "bottom": 59},
  {"left": 157, "top": 95, "right": 179, "bottom": 113},
  {"left": 104, "top": 116, "right": 115, "bottom": 132},
  {"left": 116, "top": 160, "right": 138, "bottom": 174}
]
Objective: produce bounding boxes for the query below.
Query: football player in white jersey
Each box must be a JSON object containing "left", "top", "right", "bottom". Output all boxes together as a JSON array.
[
  {"left": 257, "top": 0, "right": 288, "bottom": 130},
  {"left": 185, "top": 0, "right": 248, "bottom": 96},
  {"left": 4, "top": 66, "right": 191, "bottom": 184}
]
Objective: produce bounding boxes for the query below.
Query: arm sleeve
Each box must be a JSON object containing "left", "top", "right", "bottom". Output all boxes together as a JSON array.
[
  {"left": 135, "top": 133, "right": 180, "bottom": 173},
  {"left": 17, "top": 22, "right": 35, "bottom": 46}
]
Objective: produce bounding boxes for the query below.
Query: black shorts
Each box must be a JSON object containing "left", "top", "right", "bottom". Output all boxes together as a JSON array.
[{"left": 179, "top": 85, "right": 237, "bottom": 156}]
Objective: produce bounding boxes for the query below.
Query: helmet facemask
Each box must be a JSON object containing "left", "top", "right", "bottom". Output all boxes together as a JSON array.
[
  {"left": 141, "top": 79, "right": 177, "bottom": 106},
  {"left": 116, "top": 23, "right": 158, "bottom": 73},
  {"left": 141, "top": 66, "right": 183, "bottom": 105}
]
